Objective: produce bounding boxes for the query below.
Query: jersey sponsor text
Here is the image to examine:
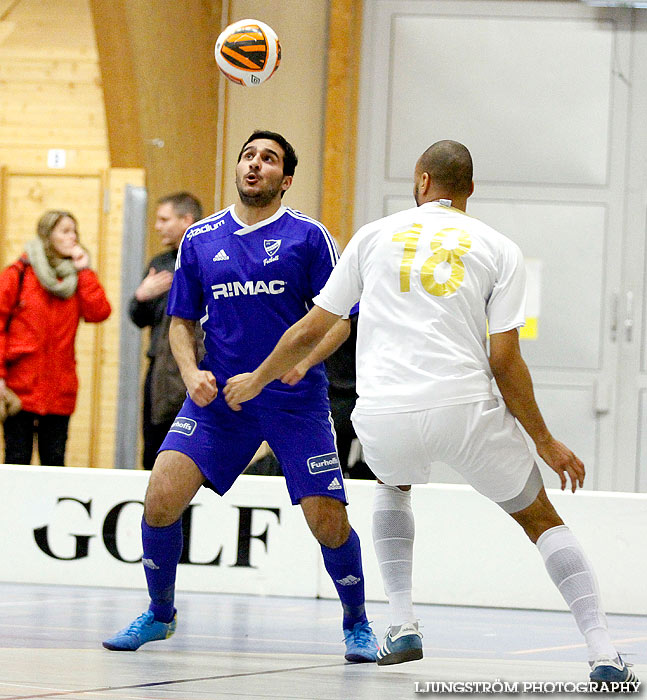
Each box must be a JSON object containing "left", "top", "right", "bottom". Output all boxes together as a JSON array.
[
  {"left": 170, "top": 417, "right": 197, "bottom": 436},
  {"left": 308, "top": 452, "right": 340, "bottom": 474},
  {"left": 211, "top": 279, "right": 285, "bottom": 299},
  {"left": 187, "top": 219, "right": 225, "bottom": 239}
]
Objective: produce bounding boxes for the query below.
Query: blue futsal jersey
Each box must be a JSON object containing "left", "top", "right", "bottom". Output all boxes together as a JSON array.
[{"left": 168, "top": 205, "right": 340, "bottom": 409}]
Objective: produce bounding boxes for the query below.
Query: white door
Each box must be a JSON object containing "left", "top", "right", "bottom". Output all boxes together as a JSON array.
[
  {"left": 613, "top": 8, "right": 647, "bottom": 492},
  {"left": 356, "top": 0, "right": 642, "bottom": 491}
]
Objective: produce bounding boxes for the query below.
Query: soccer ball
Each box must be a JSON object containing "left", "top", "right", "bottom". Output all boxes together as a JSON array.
[{"left": 214, "top": 19, "right": 281, "bottom": 87}]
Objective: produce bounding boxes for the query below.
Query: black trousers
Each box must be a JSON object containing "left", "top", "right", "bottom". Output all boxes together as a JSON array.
[
  {"left": 142, "top": 364, "right": 174, "bottom": 471},
  {"left": 3, "top": 410, "right": 70, "bottom": 466}
]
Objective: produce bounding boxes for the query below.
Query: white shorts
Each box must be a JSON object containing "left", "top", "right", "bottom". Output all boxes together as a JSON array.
[{"left": 352, "top": 398, "right": 539, "bottom": 507}]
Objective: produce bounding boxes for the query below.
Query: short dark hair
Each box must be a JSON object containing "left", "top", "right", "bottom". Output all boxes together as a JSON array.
[
  {"left": 158, "top": 192, "right": 203, "bottom": 223},
  {"left": 237, "top": 130, "right": 298, "bottom": 177},
  {"left": 417, "top": 141, "right": 473, "bottom": 196}
]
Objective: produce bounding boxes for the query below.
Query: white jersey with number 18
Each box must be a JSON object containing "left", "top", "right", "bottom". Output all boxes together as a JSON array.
[{"left": 313, "top": 201, "right": 527, "bottom": 414}]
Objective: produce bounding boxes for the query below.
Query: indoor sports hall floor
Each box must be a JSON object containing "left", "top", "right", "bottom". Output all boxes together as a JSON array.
[{"left": 1, "top": 583, "right": 645, "bottom": 699}]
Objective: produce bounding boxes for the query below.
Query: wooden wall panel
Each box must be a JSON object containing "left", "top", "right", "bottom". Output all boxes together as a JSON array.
[
  {"left": 0, "top": 0, "right": 109, "bottom": 172},
  {"left": 87, "top": 0, "right": 143, "bottom": 170},
  {"left": 0, "top": 1, "right": 142, "bottom": 468},
  {"left": 90, "top": 0, "right": 221, "bottom": 255},
  {"left": 321, "top": 0, "right": 362, "bottom": 250}
]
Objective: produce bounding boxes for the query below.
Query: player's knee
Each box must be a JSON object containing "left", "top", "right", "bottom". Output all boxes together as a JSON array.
[
  {"left": 143, "top": 451, "right": 203, "bottom": 527},
  {"left": 315, "top": 520, "right": 350, "bottom": 548},
  {"left": 302, "top": 497, "right": 350, "bottom": 548},
  {"left": 144, "top": 472, "right": 182, "bottom": 527},
  {"left": 510, "top": 493, "right": 564, "bottom": 544}
]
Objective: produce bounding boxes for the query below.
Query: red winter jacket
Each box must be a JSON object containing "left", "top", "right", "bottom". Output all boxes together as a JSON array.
[{"left": 0, "top": 258, "right": 111, "bottom": 415}]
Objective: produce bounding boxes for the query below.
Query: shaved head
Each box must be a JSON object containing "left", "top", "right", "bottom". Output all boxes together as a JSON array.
[{"left": 416, "top": 140, "right": 473, "bottom": 197}]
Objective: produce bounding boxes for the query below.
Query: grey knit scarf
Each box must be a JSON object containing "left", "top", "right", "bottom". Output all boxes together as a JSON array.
[{"left": 25, "top": 238, "right": 78, "bottom": 299}]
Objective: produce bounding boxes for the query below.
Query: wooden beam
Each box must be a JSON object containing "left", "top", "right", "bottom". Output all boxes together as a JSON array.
[
  {"left": 89, "top": 0, "right": 144, "bottom": 169},
  {"left": 89, "top": 0, "right": 222, "bottom": 254},
  {"left": 321, "top": 0, "right": 363, "bottom": 249}
]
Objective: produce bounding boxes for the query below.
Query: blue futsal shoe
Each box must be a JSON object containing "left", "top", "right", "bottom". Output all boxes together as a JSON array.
[
  {"left": 376, "top": 621, "right": 423, "bottom": 666},
  {"left": 102, "top": 610, "right": 177, "bottom": 651},
  {"left": 589, "top": 656, "right": 639, "bottom": 691},
  {"left": 343, "top": 620, "right": 379, "bottom": 663}
]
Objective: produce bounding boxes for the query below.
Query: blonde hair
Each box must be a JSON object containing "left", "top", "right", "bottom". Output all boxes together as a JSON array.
[{"left": 36, "top": 210, "right": 79, "bottom": 263}]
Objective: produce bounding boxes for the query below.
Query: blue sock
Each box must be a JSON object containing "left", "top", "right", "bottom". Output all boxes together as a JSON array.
[
  {"left": 141, "top": 517, "right": 182, "bottom": 623},
  {"left": 320, "top": 528, "right": 368, "bottom": 630}
]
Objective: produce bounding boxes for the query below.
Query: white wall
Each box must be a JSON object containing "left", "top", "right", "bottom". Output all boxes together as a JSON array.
[
  {"left": 2, "top": 465, "right": 645, "bottom": 615},
  {"left": 219, "top": 0, "right": 329, "bottom": 219}
]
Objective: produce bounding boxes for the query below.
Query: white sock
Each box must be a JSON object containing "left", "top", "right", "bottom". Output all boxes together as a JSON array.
[
  {"left": 372, "top": 483, "right": 415, "bottom": 627},
  {"left": 536, "top": 525, "right": 617, "bottom": 662}
]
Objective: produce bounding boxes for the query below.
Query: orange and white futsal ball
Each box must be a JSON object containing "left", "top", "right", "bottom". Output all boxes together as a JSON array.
[{"left": 215, "top": 19, "right": 281, "bottom": 87}]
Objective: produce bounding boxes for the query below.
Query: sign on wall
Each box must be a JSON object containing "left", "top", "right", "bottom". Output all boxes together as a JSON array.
[{"left": 2, "top": 465, "right": 646, "bottom": 615}]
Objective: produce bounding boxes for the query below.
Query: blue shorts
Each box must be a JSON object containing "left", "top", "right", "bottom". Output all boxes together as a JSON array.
[{"left": 159, "top": 393, "right": 347, "bottom": 505}]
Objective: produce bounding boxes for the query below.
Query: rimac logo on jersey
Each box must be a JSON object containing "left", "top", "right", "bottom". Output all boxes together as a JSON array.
[
  {"left": 263, "top": 239, "right": 281, "bottom": 265},
  {"left": 307, "top": 452, "right": 340, "bottom": 474},
  {"left": 186, "top": 219, "right": 225, "bottom": 240},
  {"left": 212, "top": 280, "right": 285, "bottom": 299},
  {"left": 170, "top": 417, "right": 197, "bottom": 436}
]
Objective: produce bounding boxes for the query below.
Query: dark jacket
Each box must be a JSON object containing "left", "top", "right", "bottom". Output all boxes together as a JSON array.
[
  {"left": 128, "top": 249, "right": 177, "bottom": 359},
  {"left": 129, "top": 249, "right": 203, "bottom": 424}
]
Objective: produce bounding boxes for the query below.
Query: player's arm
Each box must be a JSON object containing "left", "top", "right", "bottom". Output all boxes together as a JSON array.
[
  {"left": 224, "top": 306, "right": 340, "bottom": 410},
  {"left": 489, "top": 329, "right": 584, "bottom": 492},
  {"left": 169, "top": 316, "right": 218, "bottom": 407},
  {"left": 280, "top": 317, "right": 350, "bottom": 386}
]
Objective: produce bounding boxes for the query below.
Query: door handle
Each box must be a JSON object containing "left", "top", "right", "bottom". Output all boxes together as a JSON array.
[
  {"left": 610, "top": 291, "right": 618, "bottom": 342},
  {"left": 625, "top": 290, "right": 634, "bottom": 343}
]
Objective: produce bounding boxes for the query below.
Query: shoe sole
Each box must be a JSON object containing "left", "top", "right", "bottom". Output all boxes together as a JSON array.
[
  {"left": 102, "top": 641, "right": 138, "bottom": 652},
  {"left": 345, "top": 653, "right": 378, "bottom": 663},
  {"left": 377, "top": 647, "right": 423, "bottom": 666}
]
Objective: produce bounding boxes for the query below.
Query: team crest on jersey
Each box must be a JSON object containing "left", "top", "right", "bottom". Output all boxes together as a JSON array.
[{"left": 263, "top": 239, "right": 281, "bottom": 265}]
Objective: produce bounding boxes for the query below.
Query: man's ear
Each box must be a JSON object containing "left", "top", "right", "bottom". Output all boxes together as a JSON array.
[
  {"left": 281, "top": 175, "right": 293, "bottom": 193},
  {"left": 418, "top": 171, "right": 430, "bottom": 197}
]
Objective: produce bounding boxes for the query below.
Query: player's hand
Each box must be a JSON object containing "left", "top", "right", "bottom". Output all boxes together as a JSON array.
[
  {"left": 70, "top": 244, "right": 90, "bottom": 271},
  {"left": 536, "top": 437, "right": 585, "bottom": 493},
  {"left": 185, "top": 369, "right": 218, "bottom": 407},
  {"left": 280, "top": 361, "right": 309, "bottom": 386},
  {"left": 135, "top": 267, "right": 174, "bottom": 302},
  {"left": 224, "top": 372, "right": 263, "bottom": 411}
]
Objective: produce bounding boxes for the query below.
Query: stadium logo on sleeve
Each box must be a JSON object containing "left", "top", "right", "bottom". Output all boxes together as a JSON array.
[
  {"left": 187, "top": 219, "right": 225, "bottom": 240},
  {"left": 263, "top": 239, "right": 281, "bottom": 265},
  {"left": 170, "top": 417, "right": 197, "bottom": 436},
  {"left": 307, "top": 452, "right": 340, "bottom": 474}
]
